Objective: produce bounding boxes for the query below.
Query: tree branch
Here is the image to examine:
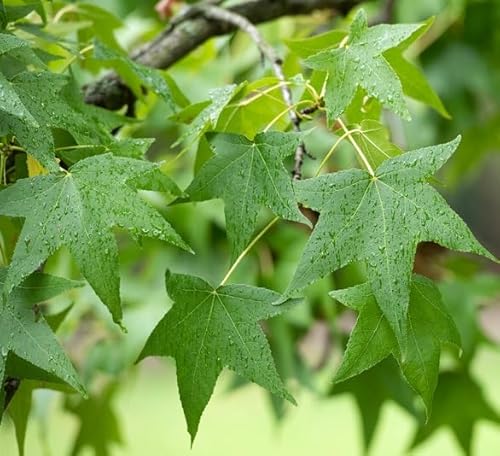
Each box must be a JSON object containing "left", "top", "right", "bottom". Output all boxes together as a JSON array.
[
  {"left": 84, "top": 0, "right": 359, "bottom": 110},
  {"left": 199, "top": 4, "right": 309, "bottom": 179}
]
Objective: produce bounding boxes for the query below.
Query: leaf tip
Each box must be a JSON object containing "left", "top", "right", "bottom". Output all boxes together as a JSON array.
[{"left": 272, "top": 295, "right": 289, "bottom": 306}]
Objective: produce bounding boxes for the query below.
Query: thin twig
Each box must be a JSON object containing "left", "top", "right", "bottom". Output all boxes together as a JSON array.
[
  {"left": 84, "top": 0, "right": 359, "bottom": 110},
  {"left": 200, "top": 4, "right": 310, "bottom": 179}
]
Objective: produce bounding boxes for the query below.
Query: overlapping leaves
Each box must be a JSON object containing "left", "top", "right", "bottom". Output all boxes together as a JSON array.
[
  {"left": 331, "top": 275, "right": 460, "bottom": 413},
  {"left": 0, "top": 68, "right": 121, "bottom": 171},
  {"left": 0, "top": 268, "right": 84, "bottom": 419},
  {"left": 0, "top": 154, "right": 190, "bottom": 324},
  {"left": 285, "top": 137, "right": 495, "bottom": 342},
  {"left": 187, "top": 131, "right": 309, "bottom": 258}
]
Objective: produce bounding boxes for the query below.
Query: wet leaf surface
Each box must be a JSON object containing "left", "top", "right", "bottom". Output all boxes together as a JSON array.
[
  {"left": 286, "top": 137, "right": 495, "bottom": 342},
  {"left": 139, "top": 272, "right": 297, "bottom": 441},
  {"left": 0, "top": 154, "right": 190, "bottom": 324},
  {"left": 187, "top": 132, "right": 309, "bottom": 259}
]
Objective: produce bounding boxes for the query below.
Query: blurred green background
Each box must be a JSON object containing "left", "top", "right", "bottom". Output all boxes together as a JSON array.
[{"left": 2, "top": 0, "right": 500, "bottom": 454}]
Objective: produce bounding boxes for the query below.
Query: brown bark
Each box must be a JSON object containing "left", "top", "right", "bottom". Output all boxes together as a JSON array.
[{"left": 83, "top": 0, "right": 359, "bottom": 110}]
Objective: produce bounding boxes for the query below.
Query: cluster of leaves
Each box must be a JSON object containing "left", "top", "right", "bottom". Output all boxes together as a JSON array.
[{"left": 0, "top": 1, "right": 499, "bottom": 455}]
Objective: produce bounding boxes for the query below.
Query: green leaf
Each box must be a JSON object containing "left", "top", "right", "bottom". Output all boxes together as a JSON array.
[
  {"left": 139, "top": 272, "right": 297, "bottom": 441},
  {"left": 2, "top": 1, "right": 45, "bottom": 26},
  {"left": 286, "top": 29, "right": 347, "bottom": 59},
  {"left": 384, "top": 18, "right": 450, "bottom": 118},
  {"left": 0, "top": 31, "right": 46, "bottom": 72},
  {"left": 440, "top": 274, "right": 500, "bottom": 364},
  {"left": 216, "top": 78, "right": 291, "bottom": 139},
  {"left": 0, "top": 71, "right": 118, "bottom": 172},
  {"left": 6, "top": 381, "right": 31, "bottom": 456},
  {"left": 172, "top": 83, "right": 245, "bottom": 148},
  {"left": 0, "top": 154, "right": 190, "bottom": 324},
  {"left": 411, "top": 371, "right": 500, "bottom": 454},
  {"left": 0, "top": 71, "right": 38, "bottom": 125},
  {"left": 45, "top": 304, "right": 74, "bottom": 333},
  {"left": 343, "top": 88, "right": 383, "bottom": 124},
  {"left": 330, "top": 359, "right": 418, "bottom": 450},
  {"left": 0, "top": 268, "right": 85, "bottom": 419},
  {"left": 92, "top": 39, "right": 176, "bottom": 113},
  {"left": 71, "top": 3, "right": 122, "bottom": 50},
  {"left": 65, "top": 381, "right": 123, "bottom": 456},
  {"left": 186, "top": 132, "right": 310, "bottom": 259},
  {"left": 57, "top": 138, "right": 156, "bottom": 166},
  {"left": 331, "top": 274, "right": 460, "bottom": 414},
  {"left": 304, "top": 9, "right": 422, "bottom": 122},
  {"left": 349, "top": 119, "right": 402, "bottom": 168},
  {"left": 0, "top": 31, "right": 28, "bottom": 54},
  {"left": 285, "top": 137, "right": 495, "bottom": 343}
]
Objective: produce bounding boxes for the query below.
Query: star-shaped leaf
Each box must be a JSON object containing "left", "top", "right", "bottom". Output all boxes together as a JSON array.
[
  {"left": 330, "top": 359, "right": 418, "bottom": 450},
  {"left": 0, "top": 154, "right": 190, "bottom": 324},
  {"left": 0, "top": 268, "right": 84, "bottom": 419},
  {"left": 331, "top": 274, "right": 460, "bottom": 414},
  {"left": 139, "top": 272, "right": 297, "bottom": 441},
  {"left": 186, "top": 132, "right": 309, "bottom": 259},
  {"left": 285, "top": 137, "right": 495, "bottom": 342},
  {"left": 411, "top": 371, "right": 500, "bottom": 454},
  {"left": 304, "top": 9, "right": 422, "bottom": 122}
]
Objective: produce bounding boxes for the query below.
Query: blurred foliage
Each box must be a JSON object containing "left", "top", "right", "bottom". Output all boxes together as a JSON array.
[{"left": 0, "top": 0, "right": 499, "bottom": 455}]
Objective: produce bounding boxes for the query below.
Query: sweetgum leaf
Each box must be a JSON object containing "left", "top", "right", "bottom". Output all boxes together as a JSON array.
[
  {"left": 286, "top": 29, "right": 347, "bottom": 59},
  {"left": 57, "top": 138, "right": 156, "bottom": 166},
  {"left": 331, "top": 275, "right": 460, "bottom": 414},
  {"left": 0, "top": 31, "right": 46, "bottom": 71},
  {"left": 411, "top": 372, "right": 500, "bottom": 454},
  {"left": 285, "top": 137, "right": 495, "bottom": 343},
  {"left": 304, "top": 9, "right": 421, "bottom": 122},
  {"left": 0, "top": 268, "right": 84, "bottom": 420},
  {"left": 0, "top": 154, "right": 190, "bottom": 324},
  {"left": 139, "top": 272, "right": 297, "bottom": 441},
  {"left": 186, "top": 132, "right": 310, "bottom": 259}
]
